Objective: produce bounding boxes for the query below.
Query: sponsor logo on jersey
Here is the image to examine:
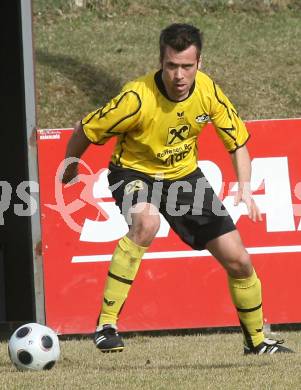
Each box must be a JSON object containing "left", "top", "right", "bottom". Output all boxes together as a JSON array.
[
  {"left": 166, "top": 124, "right": 190, "bottom": 145},
  {"left": 195, "top": 114, "right": 209, "bottom": 123}
]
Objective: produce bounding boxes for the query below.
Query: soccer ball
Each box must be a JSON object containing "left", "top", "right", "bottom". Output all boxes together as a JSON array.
[{"left": 8, "top": 323, "right": 60, "bottom": 371}]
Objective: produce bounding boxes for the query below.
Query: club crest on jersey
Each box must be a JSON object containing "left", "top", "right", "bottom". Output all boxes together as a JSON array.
[
  {"left": 166, "top": 124, "right": 190, "bottom": 145},
  {"left": 125, "top": 180, "right": 144, "bottom": 195},
  {"left": 195, "top": 114, "right": 209, "bottom": 123}
]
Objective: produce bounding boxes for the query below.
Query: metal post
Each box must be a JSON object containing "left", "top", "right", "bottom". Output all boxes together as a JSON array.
[
  {"left": 0, "top": 245, "right": 5, "bottom": 321},
  {"left": 20, "top": 0, "right": 45, "bottom": 324}
]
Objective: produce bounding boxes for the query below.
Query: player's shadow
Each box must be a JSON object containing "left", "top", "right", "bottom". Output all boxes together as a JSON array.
[
  {"left": 60, "top": 356, "right": 272, "bottom": 371},
  {"left": 100, "top": 361, "right": 272, "bottom": 371},
  {"left": 35, "top": 49, "right": 122, "bottom": 107}
]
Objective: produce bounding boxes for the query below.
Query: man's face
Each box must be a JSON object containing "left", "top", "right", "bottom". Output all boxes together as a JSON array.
[{"left": 161, "top": 45, "right": 200, "bottom": 101}]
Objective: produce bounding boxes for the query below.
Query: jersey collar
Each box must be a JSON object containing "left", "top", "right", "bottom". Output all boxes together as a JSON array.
[{"left": 154, "top": 69, "right": 195, "bottom": 102}]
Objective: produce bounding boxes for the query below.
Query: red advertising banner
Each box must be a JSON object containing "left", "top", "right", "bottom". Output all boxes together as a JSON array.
[{"left": 37, "top": 119, "right": 301, "bottom": 335}]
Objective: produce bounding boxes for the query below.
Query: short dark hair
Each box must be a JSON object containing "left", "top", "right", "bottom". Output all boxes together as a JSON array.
[{"left": 159, "top": 23, "right": 203, "bottom": 62}]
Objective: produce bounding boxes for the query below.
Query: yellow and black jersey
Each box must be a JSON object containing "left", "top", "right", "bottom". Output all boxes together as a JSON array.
[{"left": 82, "top": 70, "right": 249, "bottom": 180}]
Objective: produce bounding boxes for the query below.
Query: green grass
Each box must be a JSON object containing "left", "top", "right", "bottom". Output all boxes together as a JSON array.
[
  {"left": 1, "top": 330, "right": 300, "bottom": 389},
  {"left": 33, "top": 0, "right": 301, "bottom": 128}
]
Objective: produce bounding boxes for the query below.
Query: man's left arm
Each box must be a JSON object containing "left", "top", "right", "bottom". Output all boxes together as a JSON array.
[{"left": 231, "top": 145, "right": 262, "bottom": 222}]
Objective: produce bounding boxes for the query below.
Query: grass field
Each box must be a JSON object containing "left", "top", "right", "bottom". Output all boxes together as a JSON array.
[
  {"left": 33, "top": 0, "right": 301, "bottom": 128},
  {"left": 0, "top": 330, "right": 301, "bottom": 389},
  {"left": 11, "top": 1, "right": 300, "bottom": 389}
]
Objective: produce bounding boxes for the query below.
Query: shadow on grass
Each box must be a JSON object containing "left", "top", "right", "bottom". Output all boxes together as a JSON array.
[
  {"left": 36, "top": 49, "right": 122, "bottom": 107},
  {"left": 59, "top": 327, "right": 242, "bottom": 342},
  {"left": 59, "top": 357, "right": 272, "bottom": 371},
  {"left": 117, "top": 361, "right": 272, "bottom": 370}
]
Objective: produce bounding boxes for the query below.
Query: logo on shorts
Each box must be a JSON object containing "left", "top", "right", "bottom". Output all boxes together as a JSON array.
[
  {"left": 125, "top": 180, "right": 144, "bottom": 194},
  {"left": 166, "top": 124, "right": 190, "bottom": 145},
  {"left": 195, "top": 114, "right": 209, "bottom": 123},
  {"left": 104, "top": 297, "right": 115, "bottom": 306}
]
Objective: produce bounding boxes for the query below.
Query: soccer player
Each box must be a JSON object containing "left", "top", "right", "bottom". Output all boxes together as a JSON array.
[{"left": 62, "top": 23, "right": 292, "bottom": 355}]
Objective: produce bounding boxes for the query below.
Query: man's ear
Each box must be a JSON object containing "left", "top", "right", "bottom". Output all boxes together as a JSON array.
[
  {"left": 159, "top": 54, "right": 163, "bottom": 69},
  {"left": 198, "top": 56, "right": 202, "bottom": 70}
]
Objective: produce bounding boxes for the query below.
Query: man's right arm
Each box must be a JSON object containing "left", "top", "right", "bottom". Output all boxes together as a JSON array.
[
  {"left": 61, "top": 121, "right": 91, "bottom": 184},
  {"left": 61, "top": 88, "right": 142, "bottom": 183}
]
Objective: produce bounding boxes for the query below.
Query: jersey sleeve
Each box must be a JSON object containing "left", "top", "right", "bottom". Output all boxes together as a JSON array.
[
  {"left": 81, "top": 90, "right": 142, "bottom": 145},
  {"left": 210, "top": 82, "right": 250, "bottom": 153}
]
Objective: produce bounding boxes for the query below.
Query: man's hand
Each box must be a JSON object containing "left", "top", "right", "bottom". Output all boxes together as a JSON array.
[
  {"left": 234, "top": 184, "right": 262, "bottom": 222},
  {"left": 230, "top": 145, "right": 262, "bottom": 222}
]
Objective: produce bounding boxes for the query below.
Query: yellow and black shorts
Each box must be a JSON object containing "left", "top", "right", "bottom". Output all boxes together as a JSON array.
[{"left": 108, "top": 162, "right": 236, "bottom": 250}]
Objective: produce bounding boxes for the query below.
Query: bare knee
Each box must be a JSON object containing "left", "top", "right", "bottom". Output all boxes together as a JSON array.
[
  {"left": 128, "top": 216, "right": 160, "bottom": 246},
  {"left": 226, "top": 250, "right": 253, "bottom": 278},
  {"left": 127, "top": 204, "right": 160, "bottom": 246},
  {"left": 206, "top": 231, "right": 253, "bottom": 278}
]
